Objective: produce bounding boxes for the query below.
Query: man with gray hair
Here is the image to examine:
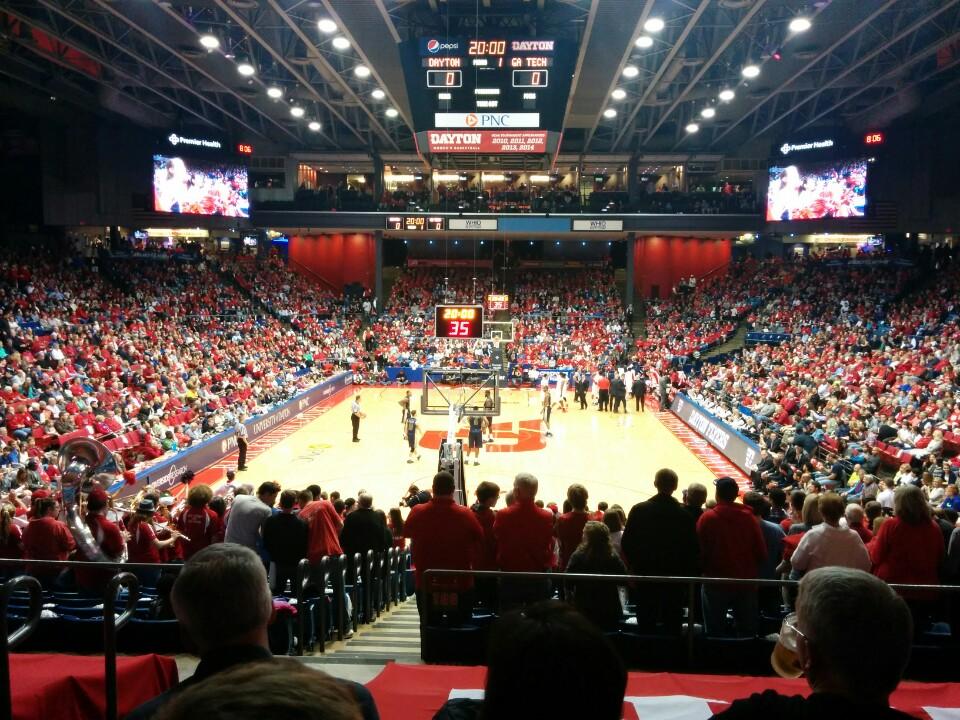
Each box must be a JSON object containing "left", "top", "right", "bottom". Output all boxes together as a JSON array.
[
  {"left": 127, "top": 544, "right": 380, "bottom": 720},
  {"left": 493, "top": 472, "right": 555, "bottom": 608},
  {"left": 712, "top": 567, "right": 913, "bottom": 719}
]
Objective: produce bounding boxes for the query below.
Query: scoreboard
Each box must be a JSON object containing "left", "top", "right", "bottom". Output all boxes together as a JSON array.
[
  {"left": 400, "top": 37, "right": 576, "bottom": 154},
  {"left": 435, "top": 305, "right": 484, "bottom": 339}
]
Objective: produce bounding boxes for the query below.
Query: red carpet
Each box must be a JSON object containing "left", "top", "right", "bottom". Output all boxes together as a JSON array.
[
  {"left": 366, "top": 663, "right": 960, "bottom": 719},
  {"left": 11, "top": 653, "right": 177, "bottom": 720}
]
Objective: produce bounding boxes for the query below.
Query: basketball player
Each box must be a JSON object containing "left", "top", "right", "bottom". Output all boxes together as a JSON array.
[
  {"left": 465, "top": 414, "right": 486, "bottom": 465},
  {"left": 483, "top": 390, "right": 495, "bottom": 443},
  {"left": 399, "top": 390, "right": 413, "bottom": 423},
  {"left": 404, "top": 409, "right": 422, "bottom": 463},
  {"left": 541, "top": 388, "right": 554, "bottom": 438},
  {"left": 350, "top": 394, "right": 365, "bottom": 443}
]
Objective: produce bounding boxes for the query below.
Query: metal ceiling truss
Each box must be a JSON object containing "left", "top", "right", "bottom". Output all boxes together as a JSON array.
[
  {"left": 2, "top": 1, "right": 225, "bottom": 131},
  {"left": 167, "top": 0, "right": 403, "bottom": 150},
  {"left": 3, "top": 0, "right": 308, "bottom": 145},
  {"left": 741, "top": 0, "right": 960, "bottom": 144}
]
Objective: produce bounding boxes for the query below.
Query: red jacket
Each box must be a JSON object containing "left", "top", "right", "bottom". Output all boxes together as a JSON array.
[
  {"left": 404, "top": 496, "right": 483, "bottom": 589},
  {"left": 177, "top": 506, "right": 222, "bottom": 560},
  {"left": 556, "top": 511, "right": 589, "bottom": 571},
  {"left": 869, "top": 517, "right": 944, "bottom": 590},
  {"left": 493, "top": 499, "right": 555, "bottom": 572},
  {"left": 23, "top": 516, "right": 76, "bottom": 562},
  {"left": 305, "top": 500, "right": 343, "bottom": 565},
  {"left": 696, "top": 501, "right": 766, "bottom": 579}
]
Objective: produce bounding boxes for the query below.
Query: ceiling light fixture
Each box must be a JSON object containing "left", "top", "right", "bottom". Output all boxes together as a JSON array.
[
  {"left": 635, "top": 35, "right": 654, "bottom": 49},
  {"left": 685, "top": 122, "right": 700, "bottom": 133},
  {"left": 789, "top": 17, "right": 812, "bottom": 33},
  {"left": 701, "top": 107, "right": 716, "bottom": 119},
  {"left": 611, "top": 88, "right": 627, "bottom": 100},
  {"left": 332, "top": 36, "right": 350, "bottom": 50},
  {"left": 317, "top": 19, "right": 337, "bottom": 34},
  {"left": 622, "top": 65, "right": 639, "bottom": 78},
  {"left": 354, "top": 65, "right": 371, "bottom": 78},
  {"left": 237, "top": 61, "right": 256, "bottom": 77},
  {"left": 266, "top": 86, "right": 283, "bottom": 99},
  {"left": 371, "top": 88, "right": 386, "bottom": 100},
  {"left": 603, "top": 108, "right": 617, "bottom": 119},
  {"left": 643, "top": 17, "right": 665, "bottom": 33},
  {"left": 385, "top": 107, "right": 399, "bottom": 118},
  {"left": 290, "top": 106, "right": 305, "bottom": 118},
  {"left": 308, "top": 121, "right": 322, "bottom": 131},
  {"left": 741, "top": 64, "right": 760, "bottom": 78},
  {"left": 199, "top": 34, "right": 220, "bottom": 50},
  {"left": 718, "top": 88, "right": 735, "bottom": 102}
]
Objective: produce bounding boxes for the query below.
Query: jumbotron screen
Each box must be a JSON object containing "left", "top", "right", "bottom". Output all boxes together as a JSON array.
[
  {"left": 400, "top": 37, "right": 576, "bottom": 154},
  {"left": 766, "top": 159, "right": 867, "bottom": 221},
  {"left": 152, "top": 154, "right": 250, "bottom": 218}
]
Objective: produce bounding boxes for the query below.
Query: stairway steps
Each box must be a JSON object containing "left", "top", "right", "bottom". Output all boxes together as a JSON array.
[{"left": 305, "top": 597, "right": 424, "bottom": 665}]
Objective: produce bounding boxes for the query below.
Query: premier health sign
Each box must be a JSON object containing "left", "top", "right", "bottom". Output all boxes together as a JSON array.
[{"left": 670, "top": 394, "right": 760, "bottom": 475}]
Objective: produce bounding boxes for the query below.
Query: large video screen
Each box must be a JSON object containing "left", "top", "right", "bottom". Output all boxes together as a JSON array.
[
  {"left": 766, "top": 159, "right": 867, "bottom": 221},
  {"left": 153, "top": 154, "right": 249, "bottom": 218}
]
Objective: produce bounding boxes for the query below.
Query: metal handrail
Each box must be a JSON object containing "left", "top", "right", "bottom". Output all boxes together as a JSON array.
[
  {"left": 0, "top": 576, "right": 42, "bottom": 720},
  {"left": 103, "top": 573, "right": 139, "bottom": 720}
]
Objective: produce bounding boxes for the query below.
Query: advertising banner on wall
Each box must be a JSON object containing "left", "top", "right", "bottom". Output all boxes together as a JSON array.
[
  {"left": 670, "top": 394, "right": 761, "bottom": 475},
  {"left": 115, "top": 373, "right": 352, "bottom": 496}
]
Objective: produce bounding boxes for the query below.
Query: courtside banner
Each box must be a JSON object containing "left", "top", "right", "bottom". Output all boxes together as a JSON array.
[
  {"left": 670, "top": 394, "right": 761, "bottom": 475},
  {"left": 366, "top": 664, "right": 960, "bottom": 720},
  {"left": 114, "top": 372, "right": 352, "bottom": 495}
]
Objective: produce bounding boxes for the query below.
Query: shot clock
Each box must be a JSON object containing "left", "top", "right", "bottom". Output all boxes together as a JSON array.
[{"left": 435, "top": 305, "right": 484, "bottom": 339}]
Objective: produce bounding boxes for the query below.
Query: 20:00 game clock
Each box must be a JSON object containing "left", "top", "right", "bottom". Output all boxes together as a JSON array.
[{"left": 435, "top": 305, "right": 484, "bottom": 338}]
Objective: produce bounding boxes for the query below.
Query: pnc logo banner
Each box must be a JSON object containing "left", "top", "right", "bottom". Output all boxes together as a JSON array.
[{"left": 434, "top": 112, "right": 540, "bottom": 128}]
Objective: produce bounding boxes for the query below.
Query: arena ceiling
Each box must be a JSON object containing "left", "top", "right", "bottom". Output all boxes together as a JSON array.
[{"left": 1, "top": 0, "right": 959, "bottom": 161}]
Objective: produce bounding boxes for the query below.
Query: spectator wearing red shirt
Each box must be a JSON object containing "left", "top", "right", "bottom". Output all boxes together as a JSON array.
[
  {"left": 696, "top": 477, "right": 767, "bottom": 637},
  {"left": 74, "top": 487, "right": 125, "bottom": 591},
  {"left": 303, "top": 494, "right": 343, "bottom": 565},
  {"left": 597, "top": 374, "right": 611, "bottom": 412},
  {"left": 493, "top": 472, "right": 555, "bottom": 609},
  {"left": 176, "top": 485, "right": 221, "bottom": 560},
  {"left": 869, "top": 485, "right": 945, "bottom": 620},
  {"left": 404, "top": 471, "right": 483, "bottom": 624},
  {"left": 844, "top": 503, "right": 873, "bottom": 544},
  {"left": 556, "top": 483, "right": 591, "bottom": 571},
  {"left": 127, "top": 499, "right": 180, "bottom": 587},
  {"left": 22, "top": 497, "right": 76, "bottom": 587}
]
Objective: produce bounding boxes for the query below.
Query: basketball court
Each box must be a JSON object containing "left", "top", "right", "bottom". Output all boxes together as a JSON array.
[{"left": 220, "top": 385, "right": 728, "bottom": 511}]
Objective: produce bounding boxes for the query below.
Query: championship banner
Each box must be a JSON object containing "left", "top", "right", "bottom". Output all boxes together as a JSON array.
[
  {"left": 366, "top": 664, "right": 960, "bottom": 720},
  {"left": 426, "top": 130, "right": 547, "bottom": 153}
]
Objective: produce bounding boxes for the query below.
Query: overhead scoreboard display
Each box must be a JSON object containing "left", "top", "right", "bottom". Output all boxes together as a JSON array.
[
  {"left": 435, "top": 305, "right": 484, "bottom": 339},
  {"left": 400, "top": 37, "right": 576, "bottom": 154},
  {"left": 386, "top": 215, "right": 444, "bottom": 231}
]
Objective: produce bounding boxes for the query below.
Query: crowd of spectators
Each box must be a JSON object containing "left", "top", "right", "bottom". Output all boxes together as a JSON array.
[{"left": 0, "top": 249, "right": 364, "bottom": 481}]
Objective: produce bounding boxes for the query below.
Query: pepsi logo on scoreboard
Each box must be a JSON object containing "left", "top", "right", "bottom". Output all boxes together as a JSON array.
[{"left": 422, "top": 38, "right": 461, "bottom": 55}]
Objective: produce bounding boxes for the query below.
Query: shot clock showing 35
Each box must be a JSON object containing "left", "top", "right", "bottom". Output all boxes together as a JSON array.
[{"left": 435, "top": 305, "right": 484, "bottom": 338}]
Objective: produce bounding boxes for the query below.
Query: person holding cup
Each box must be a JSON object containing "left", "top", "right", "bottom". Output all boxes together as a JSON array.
[{"left": 712, "top": 567, "right": 913, "bottom": 719}]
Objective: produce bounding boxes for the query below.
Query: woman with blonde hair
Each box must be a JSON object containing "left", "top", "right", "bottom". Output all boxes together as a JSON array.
[{"left": 565, "top": 521, "right": 626, "bottom": 630}]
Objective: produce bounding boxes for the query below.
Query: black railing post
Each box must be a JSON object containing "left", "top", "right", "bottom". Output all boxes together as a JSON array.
[
  {"left": 686, "top": 580, "right": 697, "bottom": 669},
  {"left": 0, "top": 575, "right": 42, "bottom": 720},
  {"left": 103, "top": 572, "right": 140, "bottom": 720},
  {"left": 295, "top": 558, "right": 311, "bottom": 656}
]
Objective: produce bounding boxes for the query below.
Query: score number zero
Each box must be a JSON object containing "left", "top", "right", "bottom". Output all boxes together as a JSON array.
[
  {"left": 427, "top": 70, "right": 463, "bottom": 88},
  {"left": 512, "top": 69, "right": 548, "bottom": 88}
]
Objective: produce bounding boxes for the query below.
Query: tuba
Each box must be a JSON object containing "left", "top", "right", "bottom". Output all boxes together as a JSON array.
[{"left": 58, "top": 437, "right": 127, "bottom": 562}]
